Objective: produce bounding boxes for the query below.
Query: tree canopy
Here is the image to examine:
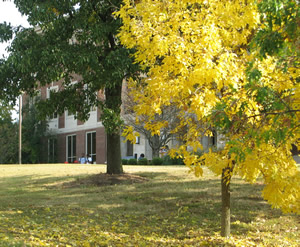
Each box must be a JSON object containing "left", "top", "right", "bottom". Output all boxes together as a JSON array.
[
  {"left": 0, "top": 0, "right": 139, "bottom": 173},
  {"left": 21, "top": 98, "right": 51, "bottom": 164},
  {"left": 0, "top": 101, "right": 18, "bottom": 164},
  {"left": 117, "top": 0, "right": 300, "bottom": 233}
]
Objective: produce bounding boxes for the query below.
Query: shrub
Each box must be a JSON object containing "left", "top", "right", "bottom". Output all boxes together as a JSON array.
[
  {"left": 152, "top": 157, "right": 163, "bottom": 165},
  {"left": 121, "top": 159, "right": 128, "bottom": 165},
  {"left": 172, "top": 156, "right": 185, "bottom": 165},
  {"left": 128, "top": 158, "right": 137, "bottom": 165},
  {"left": 162, "top": 155, "right": 172, "bottom": 165},
  {"left": 137, "top": 158, "right": 148, "bottom": 165},
  {"left": 162, "top": 155, "right": 185, "bottom": 165}
]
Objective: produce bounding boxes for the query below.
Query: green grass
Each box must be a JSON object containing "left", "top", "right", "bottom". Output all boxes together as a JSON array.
[{"left": 0, "top": 164, "right": 299, "bottom": 246}]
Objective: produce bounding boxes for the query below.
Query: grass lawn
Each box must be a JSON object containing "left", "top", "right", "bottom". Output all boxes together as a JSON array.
[{"left": 0, "top": 164, "right": 299, "bottom": 246}]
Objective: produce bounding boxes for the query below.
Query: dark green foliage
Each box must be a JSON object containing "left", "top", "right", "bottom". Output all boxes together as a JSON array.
[
  {"left": 162, "top": 155, "right": 172, "bottom": 165},
  {"left": 253, "top": 0, "right": 299, "bottom": 60},
  {"left": 212, "top": 102, "right": 232, "bottom": 131},
  {"left": 172, "top": 156, "right": 185, "bottom": 165},
  {"left": 128, "top": 158, "right": 137, "bottom": 165},
  {"left": 0, "top": 100, "right": 53, "bottom": 164},
  {"left": 0, "top": 103, "right": 18, "bottom": 164},
  {"left": 0, "top": 0, "right": 140, "bottom": 173},
  {"left": 162, "top": 155, "right": 184, "bottom": 165},
  {"left": 152, "top": 157, "right": 163, "bottom": 166},
  {"left": 21, "top": 100, "right": 52, "bottom": 164},
  {"left": 121, "top": 159, "right": 128, "bottom": 165},
  {"left": 0, "top": 99, "right": 53, "bottom": 164},
  {"left": 0, "top": 22, "right": 13, "bottom": 43},
  {"left": 137, "top": 158, "right": 148, "bottom": 165},
  {"left": 243, "top": 0, "right": 300, "bottom": 153},
  {"left": 253, "top": 29, "right": 284, "bottom": 58},
  {"left": 0, "top": 122, "right": 18, "bottom": 164}
]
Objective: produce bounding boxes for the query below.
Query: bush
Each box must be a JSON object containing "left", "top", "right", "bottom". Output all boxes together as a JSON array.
[
  {"left": 137, "top": 158, "right": 148, "bottom": 165},
  {"left": 162, "top": 155, "right": 172, "bottom": 165},
  {"left": 128, "top": 158, "right": 137, "bottom": 165},
  {"left": 152, "top": 157, "right": 163, "bottom": 165},
  {"left": 121, "top": 159, "right": 128, "bottom": 165},
  {"left": 162, "top": 155, "right": 185, "bottom": 165},
  {"left": 172, "top": 156, "right": 185, "bottom": 165}
]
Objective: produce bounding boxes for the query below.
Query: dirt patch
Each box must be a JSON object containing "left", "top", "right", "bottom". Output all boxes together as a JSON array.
[{"left": 63, "top": 173, "right": 149, "bottom": 188}]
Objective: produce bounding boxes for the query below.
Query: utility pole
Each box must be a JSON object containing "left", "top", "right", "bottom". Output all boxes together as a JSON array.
[{"left": 19, "top": 94, "right": 22, "bottom": 165}]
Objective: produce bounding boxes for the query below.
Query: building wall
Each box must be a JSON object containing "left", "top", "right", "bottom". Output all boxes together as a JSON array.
[
  {"left": 133, "top": 135, "right": 152, "bottom": 160},
  {"left": 96, "top": 127, "right": 106, "bottom": 164},
  {"left": 22, "top": 79, "right": 109, "bottom": 164},
  {"left": 76, "top": 130, "right": 85, "bottom": 162},
  {"left": 121, "top": 134, "right": 153, "bottom": 160},
  {"left": 54, "top": 110, "right": 107, "bottom": 163},
  {"left": 53, "top": 123, "right": 107, "bottom": 164},
  {"left": 24, "top": 78, "right": 190, "bottom": 164},
  {"left": 57, "top": 134, "right": 66, "bottom": 163}
]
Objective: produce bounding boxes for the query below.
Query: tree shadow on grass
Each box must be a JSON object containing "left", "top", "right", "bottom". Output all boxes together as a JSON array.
[
  {"left": 47, "top": 172, "right": 288, "bottom": 235},
  {"left": 60, "top": 172, "right": 149, "bottom": 188},
  {"left": 1, "top": 171, "right": 298, "bottom": 246}
]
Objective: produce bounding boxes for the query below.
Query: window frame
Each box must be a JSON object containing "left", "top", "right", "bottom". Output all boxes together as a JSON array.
[
  {"left": 48, "top": 137, "right": 57, "bottom": 163},
  {"left": 66, "top": 134, "right": 77, "bottom": 163},
  {"left": 86, "top": 131, "right": 96, "bottom": 163}
]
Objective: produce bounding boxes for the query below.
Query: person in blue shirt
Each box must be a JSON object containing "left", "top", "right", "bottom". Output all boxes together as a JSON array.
[{"left": 79, "top": 154, "right": 87, "bottom": 164}]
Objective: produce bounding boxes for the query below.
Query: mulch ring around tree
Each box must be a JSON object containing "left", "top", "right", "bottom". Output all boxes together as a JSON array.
[{"left": 63, "top": 173, "right": 149, "bottom": 188}]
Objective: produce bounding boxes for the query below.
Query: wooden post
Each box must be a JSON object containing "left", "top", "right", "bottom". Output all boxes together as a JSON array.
[{"left": 18, "top": 94, "right": 22, "bottom": 165}]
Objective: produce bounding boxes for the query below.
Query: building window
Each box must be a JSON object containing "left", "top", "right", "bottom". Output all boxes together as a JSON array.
[
  {"left": 136, "top": 136, "right": 140, "bottom": 144},
  {"left": 67, "top": 135, "right": 76, "bottom": 163},
  {"left": 86, "top": 132, "right": 96, "bottom": 163},
  {"left": 48, "top": 138, "right": 57, "bottom": 163},
  {"left": 209, "top": 130, "right": 217, "bottom": 147}
]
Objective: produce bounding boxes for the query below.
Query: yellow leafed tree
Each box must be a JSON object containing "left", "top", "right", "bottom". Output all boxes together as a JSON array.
[{"left": 116, "top": 0, "right": 300, "bottom": 237}]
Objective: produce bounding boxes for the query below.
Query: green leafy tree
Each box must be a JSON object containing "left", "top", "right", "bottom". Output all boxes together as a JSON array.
[
  {"left": 252, "top": 0, "right": 299, "bottom": 61},
  {"left": 0, "top": 1, "right": 139, "bottom": 173},
  {"left": 21, "top": 99, "right": 51, "bottom": 164},
  {"left": 0, "top": 99, "right": 53, "bottom": 164},
  {"left": 0, "top": 102, "right": 18, "bottom": 164}
]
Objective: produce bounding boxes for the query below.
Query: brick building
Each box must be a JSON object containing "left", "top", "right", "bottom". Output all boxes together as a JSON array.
[
  {"left": 22, "top": 79, "right": 220, "bottom": 164},
  {"left": 22, "top": 78, "right": 155, "bottom": 164},
  {"left": 22, "top": 78, "right": 107, "bottom": 164}
]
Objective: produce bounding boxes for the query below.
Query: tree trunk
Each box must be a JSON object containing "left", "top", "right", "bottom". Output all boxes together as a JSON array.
[
  {"left": 104, "top": 83, "right": 123, "bottom": 174},
  {"left": 106, "top": 132, "right": 123, "bottom": 174},
  {"left": 221, "top": 167, "right": 231, "bottom": 237},
  {"left": 151, "top": 134, "right": 160, "bottom": 158},
  {"left": 152, "top": 148, "right": 160, "bottom": 158}
]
